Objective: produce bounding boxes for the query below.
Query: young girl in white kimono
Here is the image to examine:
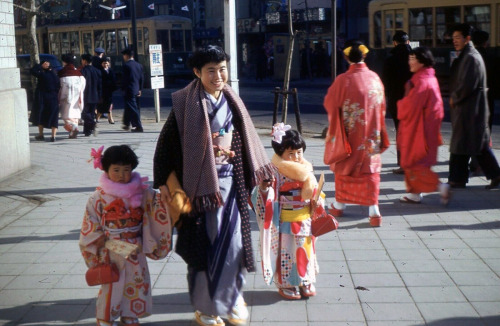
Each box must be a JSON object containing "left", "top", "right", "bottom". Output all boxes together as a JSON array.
[
  {"left": 79, "top": 145, "right": 174, "bottom": 326},
  {"left": 252, "top": 124, "right": 337, "bottom": 300}
]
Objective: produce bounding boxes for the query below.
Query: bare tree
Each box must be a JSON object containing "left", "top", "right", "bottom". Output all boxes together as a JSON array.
[{"left": 281, "top": 0, "right": 297, "bottom": 122}]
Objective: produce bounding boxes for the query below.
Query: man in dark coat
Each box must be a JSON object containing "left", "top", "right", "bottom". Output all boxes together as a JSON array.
[
  {"left": 448, "top": 24, "right": 500, "bottom": 189},
  {"left": 80, "top": 53, "right": 102, "bottom": 136},
  {"left": 121, "top": 48, "right": 144, "bottom": 132},
  {"left": 91, "top": 47, "right": 105, "bottom": 70},
  {"left": 382, "top": 31, "right": 412, "bottom": 174}
]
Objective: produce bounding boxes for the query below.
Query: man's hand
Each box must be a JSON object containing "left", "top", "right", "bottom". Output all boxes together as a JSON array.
[
  {"left": 260, "top": 178, "right": 274, "bottom": 191},
  {"left": 137, "top": 90, "right": 142, "bottom": 97}
]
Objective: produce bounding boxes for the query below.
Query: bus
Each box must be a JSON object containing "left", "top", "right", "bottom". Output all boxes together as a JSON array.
[
  {"left": 15, "top": 15, "right": 194, "bottom": 85},
  {"left": 368, "top": 0, "right": 500, "bottom": 93}
]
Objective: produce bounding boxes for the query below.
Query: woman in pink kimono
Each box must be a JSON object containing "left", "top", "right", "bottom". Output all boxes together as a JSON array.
[
  {"left": 323, "top": 41, "right": 389, "bottom": 227},
  {"left": 80, "top": 145, "right": 174, "bottom": 326},
  {"left": 397, "top": 47, "right": 450, "bottom": 204}
]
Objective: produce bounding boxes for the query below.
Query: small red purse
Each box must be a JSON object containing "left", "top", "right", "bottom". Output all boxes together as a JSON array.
[
  {"left": 311, "top": 212, "right": 339, "bottom": 237},
  {"left": 85, "top": 249, "right": 119, "bottom": 286}
]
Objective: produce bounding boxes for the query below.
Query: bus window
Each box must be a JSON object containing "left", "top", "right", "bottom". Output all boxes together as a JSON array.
[
  {"left": 374, "top": 11, "right": 381, "bottom": 48},
  {"left": 465, "top": 6, "right": 490, "bottom": 35},
  {"left": 49, "top": 33, "right": 60, "bottom": 56},
  {"left": 144, "top": 28, "right": 149, "bottom": 52},
  {"left": 185, "top": 30, "right": 192, "bottom": 51},
  {"left": 137, "top": 29, "right": 143, "bottom": 54},
  {"left": 61, "top": 32, "right": 70, "bottom": 55},
  {"left": 157, "top": 30, "right": 170, "bottom": 52},
  {"left": 106, "top": 30, "right": 117, "bottom": 55},
  {"left": 436, "top": 6, "right": 460, "bottom": 46},
  {"left": 70, "top": 31, "right": 80, "bottom": 55},
  {"left": 409, "top": 8, "right": 433, "bottom": 46},
  {"left": 385, "top": 11, "right": 394, "bottom": 45},
  {"left": 82, "top": 32, "right": 92, "bottom": 54},
  {"left": 94, "top": 30, "right": 105, "bottom": 52},
  {"left": 117, "top": 28, "right": 129, "bottom": 53},
  {"left": 171, "top": 30, "right": 184, "bottom": 52},
  {"left": 395, "top": 10, "right": 403, "bottom": 29}
]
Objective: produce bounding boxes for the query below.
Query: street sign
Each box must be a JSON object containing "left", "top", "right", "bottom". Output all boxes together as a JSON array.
[
  {"left": 149, "top": 44, "right": 163, "bottom": 77},
  {"left": 151, "top": 76, "right": 164, "bottom": 89}
]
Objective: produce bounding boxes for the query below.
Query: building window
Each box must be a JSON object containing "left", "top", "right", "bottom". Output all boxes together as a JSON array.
[
  {"left": 409, "top": 8, "right": 433, "bottom": 46},
  {"left": 436, "top": 6, "right": 460, "bottom": 46}
]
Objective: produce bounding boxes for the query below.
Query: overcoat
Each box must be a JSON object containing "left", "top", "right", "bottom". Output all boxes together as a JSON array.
[{"left": 449, "top": 42, "right": 490, "bottom": 155}]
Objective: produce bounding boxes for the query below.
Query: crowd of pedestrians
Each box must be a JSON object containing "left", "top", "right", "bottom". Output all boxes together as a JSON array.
[{"left": 29, "top": 46, "right": 144, "bottom": 141}]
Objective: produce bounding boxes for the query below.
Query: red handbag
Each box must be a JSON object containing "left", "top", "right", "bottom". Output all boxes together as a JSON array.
[
  {"left": 85, "top": 249, "right": 119, "bottom": 286},
  {"left": 324, "top": 109, "right": 351, "bottom": 165},
  {"left": 311, "top": 205, "right": 339, "bottom": 237}
]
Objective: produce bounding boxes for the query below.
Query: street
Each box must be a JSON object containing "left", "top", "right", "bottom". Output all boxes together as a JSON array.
[{"left": 0, "top": 81, "right": 499, "bottom": 325}]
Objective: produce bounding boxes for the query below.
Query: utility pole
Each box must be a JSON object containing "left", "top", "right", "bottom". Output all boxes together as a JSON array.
[
  {"left": 331, "top": 0, "right": 337, "bottom": 80},
  {"left": 224, "top": 0, "right": 239, "bottom": 94},
  {"left": 130, "top": 0, "right": 138, "bottom": 59}
]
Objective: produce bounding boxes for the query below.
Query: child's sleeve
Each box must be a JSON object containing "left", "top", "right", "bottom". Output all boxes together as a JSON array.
[
  {"left": 142, "top": 188, "right": 173, "bottom": 260},
  {"left": 79, "top": 191, "right": 106, "bottom": 268}
]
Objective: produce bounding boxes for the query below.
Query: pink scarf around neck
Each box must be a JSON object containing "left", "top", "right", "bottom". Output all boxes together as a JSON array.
[{"left": 99, "top": 172, "right": 149, "bottom": 208}]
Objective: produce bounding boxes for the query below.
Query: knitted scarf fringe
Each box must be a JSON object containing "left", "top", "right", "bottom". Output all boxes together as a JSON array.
[
  {"left": 191, "top": 192, "right": 224, "bottom": 214},
  {"left": 252, "top": 163, "right": 277, "bottom": 187}
]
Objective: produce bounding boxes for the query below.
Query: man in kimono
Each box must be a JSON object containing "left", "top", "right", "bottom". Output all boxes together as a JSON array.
[{"left": 448, "top": 23, "right": 500, "bottom": 189}]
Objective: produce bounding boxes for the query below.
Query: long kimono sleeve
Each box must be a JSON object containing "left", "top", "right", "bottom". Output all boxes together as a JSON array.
[
  {"left": 141, "top": 188, "right": 173, "bottom": 260},
  {"left": 251, "top": 179, "right": 280, "bottom": 285},
  {"left": 397, "top": 80, "right": 428, "bottom": 168},
  {"left": 79, "top": 191, "right": 106, "bottom": 268},
  {"left": 323, "top": 76, "right": 346, "bottom": 138}
]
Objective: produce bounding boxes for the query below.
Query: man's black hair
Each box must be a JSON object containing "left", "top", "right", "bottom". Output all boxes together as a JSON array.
[{"left": 188, "top": 45, "right": 230, "bottom": 71}]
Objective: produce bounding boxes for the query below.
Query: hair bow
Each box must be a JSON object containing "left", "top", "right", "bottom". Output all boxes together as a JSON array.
[
  {"left": 271, "top": 122, "right": 291, "bottom": 144},
  {"left": 343, "top": 44, "right": 370, "bottom": 57},
  {"left": 88, "top": 146, "right": 104, "bottom": 170}
]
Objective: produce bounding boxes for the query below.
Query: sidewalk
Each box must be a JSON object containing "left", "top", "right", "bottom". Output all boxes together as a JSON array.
[{"left": 0, "top": 105, "right": 499, "bottom": 325}]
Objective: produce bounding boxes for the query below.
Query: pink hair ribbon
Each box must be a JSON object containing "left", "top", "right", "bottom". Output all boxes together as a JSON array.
[
  {"left": 88, "top": 145, "right": 105, "bottom": 170},
  {"left": 271, "top": 122, "right": 291, "bottom": 144}
]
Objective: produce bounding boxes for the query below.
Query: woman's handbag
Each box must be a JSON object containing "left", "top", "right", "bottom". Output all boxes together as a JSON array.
[
  {"left": 165, "top": 171, "right": 192, "bottom": 226},
  {"left": 85, "top": 249, "right": 119, "bottom": 286},
  {"left": 324, "top": 109, "right": 351, "bottom": 165}
]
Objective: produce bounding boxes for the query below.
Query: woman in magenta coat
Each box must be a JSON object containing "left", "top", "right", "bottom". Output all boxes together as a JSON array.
[{"left": 397, "top": 47, "right": 449, "bottom": 204}]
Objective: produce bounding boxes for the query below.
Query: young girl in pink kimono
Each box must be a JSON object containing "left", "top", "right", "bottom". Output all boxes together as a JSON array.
[
  {"left": 79, "top": 145, "right": 174, "bottom": 326},
  {"left": 252, "top": 124, "right": 338, "bottom": 300}
]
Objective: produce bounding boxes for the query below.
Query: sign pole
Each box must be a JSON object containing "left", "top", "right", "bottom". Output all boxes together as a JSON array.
[{"left": 149, "top": 44, "right": 164, "bottom": 123}]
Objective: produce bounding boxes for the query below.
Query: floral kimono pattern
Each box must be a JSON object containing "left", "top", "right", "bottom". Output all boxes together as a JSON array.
[
  {"left": 79, "top": 172, "right": 172, "bottom": 322},
  {"left": 324, "top": 63, "right": 389, "bottom": 205}
]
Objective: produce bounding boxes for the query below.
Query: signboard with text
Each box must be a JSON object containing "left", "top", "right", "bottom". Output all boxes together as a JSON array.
[
  {"left": 151, "top": 76, "right": 164, "bottom": 89},
  {"left": 149, "top": 44, "right": 163, "bottom": 77}
]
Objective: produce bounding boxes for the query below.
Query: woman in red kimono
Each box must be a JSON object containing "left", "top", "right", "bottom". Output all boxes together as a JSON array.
[
  {"left": 397, "top": 47, "right": 450, "bottom": 204},
  {"left": 324, "top": 41, "right": 389, "bottom": 227}
]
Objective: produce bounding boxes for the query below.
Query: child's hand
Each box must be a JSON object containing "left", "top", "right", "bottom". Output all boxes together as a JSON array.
[
  {"left": 260, "top": 178, "right": 274, "bottom": 191},
  {"left": 159, "top": 185, "right": 172, "bottom": 203}
]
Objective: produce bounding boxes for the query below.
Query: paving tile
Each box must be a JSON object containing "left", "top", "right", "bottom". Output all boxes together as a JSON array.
[
  {"left": 408, "top": 286, "right": 467, "bottom": 303},
  {"left": 251, "top": 300, "right": 308, "bottom": 322},
  {"left": 343, "top": 250, "right": 391, "bottom": 261},
  {"left": 393, "top": 260, "right": 445, "bottom": 273},
  {"left": 0, "top": 289, "right": 48, "bottom": 306},
  {"left": 351, "top": 273, "right": 405, "bottom": 288},
  {"left": 5, "top": 274, "right": 63, "bottom": 290},
  {"left": 18, "top": 303, "right": 89, "bottom": 324},
  {"left": 347, "top": 260, "right": 397, "bottom": 274},
  {"left": 416, "top": 302, "right": 480, "bottom": 325},
  {"left": 399, "top": 272, "right": 455, "bottom": 287},
  {"left": 357, "top": 287, "right": 414, "bottom": 303},
  {"left": 361, "top": 302, "right": 422, "bottom": 321},
  {"left": 387, "top": 248, "right": 434, "bottom": 261},
  {"left": 307, "top": 303, "right": 365, "bottom": 322},
  {"left": 473, "top": 248, "right": 500, "bottom": 259},
  {"left": 459, "top": 286, "right": 500, "bottom": 302},
  {"left": 421, "top": 238, "right": 469, "bottom": 249},
  {"left": 340, "top": 239, "right": 385, "bottom": 250},
  {"left": 447, "top": 271, "right": 500, "bottom": 286},
  {"left": 430, "top": 248, "right": 479, "bottom": 260},
  {"left": 381, "top": 239, "right": 426, "bottom": 249},
  {"left": 439, "top": 259, "right": 491, "bottom": 272}
]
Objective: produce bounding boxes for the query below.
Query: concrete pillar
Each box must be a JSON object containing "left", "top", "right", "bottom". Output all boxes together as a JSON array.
[
  {"left": 0, "top": 0, "right": 30, "bottom": 180},
  {"left": 224, "top": 0, "right": 239, "bottom": 94}
]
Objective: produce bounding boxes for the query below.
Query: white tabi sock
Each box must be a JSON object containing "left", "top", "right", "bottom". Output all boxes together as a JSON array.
[{"left": 369, "top": 205, "right": 380, "bottom": 217}]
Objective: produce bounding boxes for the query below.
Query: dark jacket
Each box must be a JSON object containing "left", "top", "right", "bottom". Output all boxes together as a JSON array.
[
  {"left": 449, "top": 43, "right": 490, "bottom": 155},
  {"left": 80, "top": 64, "right": 102, "bottom": 104},
  {"left": 101, "top": 67, "right": 117, "bottom": 100},
  {"left": 382, "top": 44, "right": 412, "bottom": 115},
  {"left": 91, "top": 56, "right": 103, "bottom": 70},
  {"left": 122, "top": 59, "right": 144, "bottom": 97}
]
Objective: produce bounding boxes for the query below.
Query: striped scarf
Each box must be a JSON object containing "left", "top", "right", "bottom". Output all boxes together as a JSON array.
[{"left": 171, "top": 78, "right": 274, "bottom": 213}]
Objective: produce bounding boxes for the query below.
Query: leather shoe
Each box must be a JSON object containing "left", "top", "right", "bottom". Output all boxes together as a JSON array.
[
  {"left": 392, "top": 167, "right": 404, "bottom": 174},
  {"left": 131, "top": 127, "right": 144, "bottom": 133},
  {"left": 486, "top": 176, "right": 500, "bottom": 190}
]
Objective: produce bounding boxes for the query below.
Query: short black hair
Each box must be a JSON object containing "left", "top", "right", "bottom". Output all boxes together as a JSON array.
[
  {"left": 343, "top": 40, "right": 365, "bottom": 63},
  {"left": 472, "top": 30, "right": 489, "bottom": 47},
  {"left": 188, "top": 45, "right": 230, "bottom": 71},
  {"left": 272, "top": 129, "right": 306, "bottom": 156},
  {"left": 121, "top": 48, "right": 134, "bottom": 57},
  {"left": 452, "top": 23, "right": 473, "bottom": 38},
  {"left": 101, "top": 145, "right": 139, "bottom": 172},
  {"left": 81, "top": 54, "right": 92, "bottom": 62},
  {"left": 61, "top": 54, "right": 75, "bottom": 65},
  {"left": 393, "top": 31, "right": 409, "bottom": 44},
  {"left": 101, "top": 56, "right": 111, "bottom": 63},
  {"left": 409, "top": 46, "right": 435, "bottom": 67}
]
